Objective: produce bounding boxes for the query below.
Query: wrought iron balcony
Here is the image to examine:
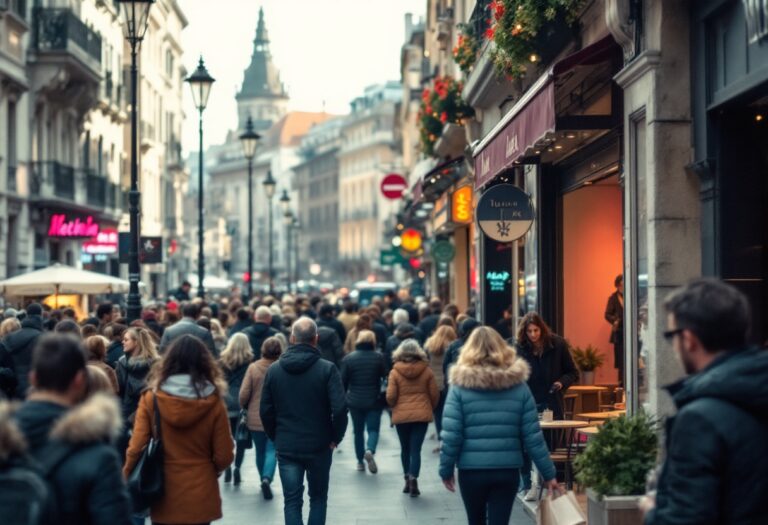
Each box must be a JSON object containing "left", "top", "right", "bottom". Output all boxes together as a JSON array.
[
  {"left": 7, "top": 166, "right": 17, "bottom": 193},
  {"left": 30, "top": 161, "right": 75, "bottom": 200},
  {"left": 470, "top": 0, "right": 491, "bottom": 46},
  {"left": 85, "top": 171, "right": 107, "bottom": 207},
  {"left": 106, "top": 181, "right": 118, "bottom": 209},
  {"left": 32, "top": 8, "right": 102, "bottom": 65},
  {"left": 0, "top": 0, "right": 26, "bottom": 20}
]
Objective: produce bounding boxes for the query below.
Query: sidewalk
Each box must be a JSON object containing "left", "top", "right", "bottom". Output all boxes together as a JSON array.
[{"left": 216, "top": 418, "right": 535, "bottom": 524}]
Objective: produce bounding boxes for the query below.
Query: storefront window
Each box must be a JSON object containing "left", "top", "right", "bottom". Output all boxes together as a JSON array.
[{"left": 523, "top": 165, "right": 539, "bottom": 314}]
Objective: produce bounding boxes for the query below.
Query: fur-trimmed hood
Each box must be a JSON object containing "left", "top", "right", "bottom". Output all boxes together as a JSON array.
[
  {"left": 392, "top": 340, "right": 428, "bottom": 363},
  {"left": 0, "top": 401, "right": 26, "bottom": 462},
  {"left": 49, "top": 393, "right": 123, "bottom": 444},
  {"left": 449, "top": 357, "right": 530, "bottom": 390}
]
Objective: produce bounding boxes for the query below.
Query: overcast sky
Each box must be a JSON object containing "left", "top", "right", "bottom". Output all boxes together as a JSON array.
[{"left": 180, "top": 0, "right": 425, "bottom": 152}]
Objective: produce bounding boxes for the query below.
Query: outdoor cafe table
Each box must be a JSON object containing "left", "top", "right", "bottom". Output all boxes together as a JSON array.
[
  {"left": 577, "top": 426, "right": 601, "bottom": 439},
  {"left": 567, "top": 385, "right": 609, "bottom": 414},
  {"left": 575, "top": 410, "right": 626, "bottom": 422},
  {"left": 538, "top": 420, "right": 590, "bottom": 489}
]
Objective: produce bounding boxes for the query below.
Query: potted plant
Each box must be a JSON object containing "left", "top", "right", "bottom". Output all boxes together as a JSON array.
[
  {"left": 417, "top": 76, "right": 474, "bottom": 157},
  {"left": 574, "top": 413, "right": 658, "bottom": 525},
  {"left": 571, "top": 345, "right": 604, "bottom": 385}
]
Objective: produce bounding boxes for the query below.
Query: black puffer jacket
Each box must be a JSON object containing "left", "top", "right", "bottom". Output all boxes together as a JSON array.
[
  {"left": 115, "top": 355, "right": 154, "bottom": 421},
  {"left": 317, "top": 326, "right": 344, "bottom": 368},
  {"left": 243, "top": 322, "right": 278, "bottom": 360},
  {"left": 317, "top": 317, "right": 347, "bottom": 345},
  {"left": 0, "top": 316, "right": 44, "bottom": 399},
  {"left": 222, "top": 361, "right": 250, "bottom": 417},
  {"left": 646, "top": 347, "right": 768, "bottom": 525},
  {"left": 105, "top": 341, "right": 123, "bottom": 369},
  {"left": 14, "top": 395, "right": 132, "bottom": 525},
  {"left": 260, "top": 343, "right": 347, "bottom": 457},
  {"left": 384, "top": 323, "right": 422, "bottom": 371},
  {"left": 341, "top": 342, "right": 386, "bottom": 410}
]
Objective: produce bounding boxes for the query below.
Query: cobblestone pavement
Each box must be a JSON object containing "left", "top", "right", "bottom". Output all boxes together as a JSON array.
[{"left": 214, "top": 416, "right": 534, "bottom": 524}]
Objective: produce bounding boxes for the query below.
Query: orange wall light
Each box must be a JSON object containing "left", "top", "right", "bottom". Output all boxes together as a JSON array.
[
  {"left": 401, "top": 228, "right": 423, "bottom": 252},
  {"left": 452, "top": 185, "right": 473, "bottom": 224}
]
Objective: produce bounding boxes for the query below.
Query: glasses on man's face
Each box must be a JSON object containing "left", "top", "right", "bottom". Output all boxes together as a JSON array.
[{"left": 663, "top": 328, "right": 683, "bottom": 341}]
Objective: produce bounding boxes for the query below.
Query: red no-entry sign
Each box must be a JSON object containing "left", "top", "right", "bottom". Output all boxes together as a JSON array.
[{"left": 380, "top": 173, "right": 408, "bottom": 200}]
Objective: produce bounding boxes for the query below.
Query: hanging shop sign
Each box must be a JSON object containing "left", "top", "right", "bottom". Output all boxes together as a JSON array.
[
  {"left": 451, "top": 185, "right": 473, "bottom": 224},
  {"left": 744, "top": 0, "right": 768, "bottom": 44},
  {"left": 432, "top": 240, "right": 456, "bottom": 263},
  {"left": 476, "top": 184, "right": 534, "bottom": 242},
  {"left": 82, "top": 229, "right": 118, "bottom": 255},
  {"left": 118, "top": 233, "right": 164, "bottom": 264},
  {"left": 380, "top": 173, "right": 408, "bottom": 200},
  {"left": 400, "top": 228, "right": 423, "bottom": 252},
  {"left": 48, "top": 214, "right": 100, "bottom": 238},
  {"left": 380, "top": 248, "right": 405, "bottom": 266}
]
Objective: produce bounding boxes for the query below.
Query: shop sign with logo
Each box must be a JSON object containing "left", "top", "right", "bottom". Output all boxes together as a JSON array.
[
  {"left": 476, "top": 184, "right": 534, "bottom": 242},
  {"left": 432, "top": 240, "right": 456, "bottom": 263},
  {"left": 744, "top": 0, "right": 768, "bottom": 44},
  {"left": 451, "top": 185, "right": 473, "bottom": 224},
  {"left": 380, "top": 248, "right": 405, "bottom": 266},
  {"left": 83, "top": 229, "right": 118, "bottom": 255},
  {"left": 48, "top": 214, "right": 100, "bottom": 238},
  {"left": 118, "top": 233, "right": 164, "bottom": 264}
]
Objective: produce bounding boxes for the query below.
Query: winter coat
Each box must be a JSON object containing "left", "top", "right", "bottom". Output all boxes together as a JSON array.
[
  {"left": 384, "top": 323, "right": 422, "bottom": 371},
  {"left": 604, "top": 291, "right": 624, "bottom": 345},
  {"left": 105, "top": 340, "right": 124, "bottom": 369},
  {"left": 317, "top": 326, "right": 344, "bottom": 368},
  {"left": 239, "top": 358, "right": 275, "bottom": 431},
  {"left": 243, "top": 322, "right": 278, "bottom": 360},
  {"left": 513, "top": 335, "right": 579, "bottom": 419},
  {"left": 260, "top": 343, "right": 348, "bottom": 457},
  {"left": 372, "top": 320, "right": 389, "bottom": 350},
  {"left": 222, "top": 361, "right": 250, "bottom": 418},
  {"left": 417, "top": 312, "right": 441, "bottom": 338},
  {"left": 317, "top": 317, "right": 347, "bottom": 345},
  {"left": 89, "top": 359, "right": 119, "bottom": 394},
  {"left": 386, "top": 345, "right": 440, "bottom": 425},
  {"left": 0, "top": 315, "right": 44, "bottom": 399},
  {"left": 341, "top": 342, "right": 387, "bottom": 410},
  {"left": 158, "top": 317, "right": 217, "bottom": 356},
  {"left": 336, "top": 311, "right": 358, "bottom": 334},
  {"left": 124, "top": 381, "right": 234, "bottom": 524},
  {"left": 13, "top": 394, "right": 132, "bottom": 525},
  {"left": 228, "top": 318, "right": 253, "bottom": 337},
  {"left": 646, "top": 347, "right": 768, "bottom": 525},
  {"left": 438, "top": 357, "right": 557, "bottom": 481},
  {"left": 115, "top": 355, "right": 155, "bottom": 421}
]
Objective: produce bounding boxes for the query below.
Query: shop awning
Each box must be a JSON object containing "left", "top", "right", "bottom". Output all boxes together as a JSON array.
[{"left": 473, "top": 35, "right": 619, "bottom": 189}]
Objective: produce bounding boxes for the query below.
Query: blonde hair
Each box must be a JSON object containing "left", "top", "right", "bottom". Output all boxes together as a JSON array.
[
  {"left": 125, "top": 327, "right": 159, "bottom": 362},
  {"left": 0, "top": 317, "right": 21, "bottom": 339},
  {"left": 355, "top": 329, "right": 376, "bottom": 345},
  {"left": 220, "top": 332, "right": 254, "bottom": 370},
  {"left": 85, "top": 365, "right": 114, "bottom": 397},
  {"left": 210, "top": 318, "right": 226, "bottom": 339},
  {"left": 424, "top": 325, "right": 457, "bottom": 357},
  {"left": 458, "top": 326, "right": 517, "bottom": 369}
]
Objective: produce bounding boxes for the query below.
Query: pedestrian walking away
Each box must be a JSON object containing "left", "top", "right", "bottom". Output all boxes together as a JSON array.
[
  {"left": 386, "top": 338, "right": 440, "bottom": 497},
  {"left": 219, "top": 332, "right": 254, "bottom": 485},
  {"left": 423, "top": 324, "right": 456, "bottom": 451}
]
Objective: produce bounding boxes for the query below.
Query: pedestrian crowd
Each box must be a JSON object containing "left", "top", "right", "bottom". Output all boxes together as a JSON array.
[{"left": 0, "top": 278, "right": 764, "bottom": 525}]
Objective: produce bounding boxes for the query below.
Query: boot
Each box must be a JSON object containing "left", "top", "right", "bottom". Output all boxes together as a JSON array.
[
  {"left": 224, "top": 467, "right": 232, "bottom": 483},
  {"left": 402, "top": 475, "right": 410, "bottom": 494},
  {"left": 409, "top": 477, "right": 420, "bottom": 497},
  {"left": 233, "top": 467, "right": 241, "bottom": 485}
]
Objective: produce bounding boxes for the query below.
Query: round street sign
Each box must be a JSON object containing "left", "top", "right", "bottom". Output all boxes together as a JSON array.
[
  {"left": 432, "top": 240, "right": 456, "bottom": 263},
  {"left": 476, "top": 184, "right": 534, "bottom": 242},
  {"left": 380, "top": 173, "right": 408, "bottom": 200}
]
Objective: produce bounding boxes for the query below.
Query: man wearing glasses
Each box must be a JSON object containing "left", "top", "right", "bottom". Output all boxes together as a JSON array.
[{"left": 642, "top": 278, "right": 768, "bottom": 524}]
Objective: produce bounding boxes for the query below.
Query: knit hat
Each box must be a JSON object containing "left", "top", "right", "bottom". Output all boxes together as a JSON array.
[{"left": 26, "top": 303, "right": 43, "bottom": 317}]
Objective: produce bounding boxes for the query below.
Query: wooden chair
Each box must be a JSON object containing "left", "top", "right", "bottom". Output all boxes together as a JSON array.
[{"left": 564, "top": 393, "right": 577, "bottom": 420}]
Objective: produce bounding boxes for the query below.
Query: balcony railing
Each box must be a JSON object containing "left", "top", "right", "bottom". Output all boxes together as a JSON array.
[
  {"left": 32, "top": 8, "right": 102, "bottom": 65},
  {"left": 7, "top": 166, "right": 17, "bottom": 193},
  {"left": 470, "top": 0, "right": 491, "bottom": 47},
  {"left": 106, "top": 181, "right": 118, "bottom": 209},
  {"left": 30, "top": 161, "right": 75, "bottom": 200},
  {"left": 85, "top": 171, "right": 107, "bottom": 207}
]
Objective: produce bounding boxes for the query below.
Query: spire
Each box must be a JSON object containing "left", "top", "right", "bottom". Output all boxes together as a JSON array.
[
  {"left": 237, "top": 6, "right": 288, "bottom": 101},
  {"left": 255, "top": 7, "right": 269, "bottom": 46}
]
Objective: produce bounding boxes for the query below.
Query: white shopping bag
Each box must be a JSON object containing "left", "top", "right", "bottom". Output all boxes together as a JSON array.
[{"left": 536, "top": 490, "right": 586, "bottom": 525}]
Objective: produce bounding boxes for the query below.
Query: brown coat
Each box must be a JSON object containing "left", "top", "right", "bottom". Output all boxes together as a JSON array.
[
  {"left": 238, "top": 358, "right": 275, "bottom": 431},
  {"left": 387, "top": 360, "right": 440, "bottom": 425},
  {"left": 123, "top": 389, "right": 233, "bottom": 524},
  {"left": 88, "top": 359, "right": 119, "bottom": 394}
]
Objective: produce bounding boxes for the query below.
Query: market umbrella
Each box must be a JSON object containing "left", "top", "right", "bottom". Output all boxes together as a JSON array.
[{"left": 0, "top": 263, "right": 130, "bottom": 299}]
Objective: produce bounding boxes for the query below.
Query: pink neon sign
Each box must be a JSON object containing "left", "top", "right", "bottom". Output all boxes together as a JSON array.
[{"left": 48, "top": 214, "right": 100, "bottom": 238}]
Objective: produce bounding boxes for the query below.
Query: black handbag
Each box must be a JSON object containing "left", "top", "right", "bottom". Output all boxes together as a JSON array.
[
  {"left": 235, "top": 409, "right": 253, "bottom": 449},
  {"left": 127, "top": 393, "right": 164, "bottom": 512}
]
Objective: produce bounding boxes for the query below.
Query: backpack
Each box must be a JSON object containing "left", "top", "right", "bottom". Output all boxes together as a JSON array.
[{"left": 0, "top": 443, "right": 73, "bottom": 525}]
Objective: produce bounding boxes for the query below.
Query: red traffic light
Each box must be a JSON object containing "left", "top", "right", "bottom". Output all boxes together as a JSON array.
[
  {"left": 242, "top": 272, "right": 251, "bottom": 282},
  {"left": 409, "top": 257, "right": 421, "bottom": 269}
]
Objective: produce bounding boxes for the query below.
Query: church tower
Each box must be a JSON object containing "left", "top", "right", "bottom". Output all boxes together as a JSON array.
[{"left": 236, "top": 7, "right": 289, "bottom": 132}]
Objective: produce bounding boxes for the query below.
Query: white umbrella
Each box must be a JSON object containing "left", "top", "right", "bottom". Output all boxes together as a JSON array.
[{"left": 0, "top": 263, "right": 130, "bottom": 297}]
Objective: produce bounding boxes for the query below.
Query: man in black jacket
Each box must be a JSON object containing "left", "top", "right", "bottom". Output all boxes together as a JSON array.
[
  {"left": 13, "top": 334, "right": 132, "bottom": 525},
  {"left": 243, "top": 306, "right": 278, "bottom": 359},
  {"left": 317, "top": 325, "right": 344, "bottom": 368},
  {"left": 0, "top": 302, "right": 44, "bottom": 399},
  {"left": 417, "top": 298, "right": 443, "bottom": 338},
  {"left": 643, "top": 278, "right": 768, "bottom": 525},
  {"left": 261, "top": 317, "right": 347, "bottom": 525},
  {"left": 317, "top": 304, "right": 346, "bottom": 343},
  {"left": 159, "top": 302, "right": 217, "bottom": 355}
]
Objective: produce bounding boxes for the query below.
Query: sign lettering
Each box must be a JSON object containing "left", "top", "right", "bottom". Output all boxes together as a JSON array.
[
  {"left": 451, "top": 186, "right": 473, "bottom": 224},
  {"left": 48, "top": 214, "right": 100, "bottom": 238}
]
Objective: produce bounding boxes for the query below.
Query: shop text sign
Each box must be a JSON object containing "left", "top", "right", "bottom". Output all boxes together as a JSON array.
[
  {"left": 476, "top": 184, "right": 534, "bottom": 242},
  {"left": 83, "top": 229, "right": 118, "bottom": 254},
  {"left": 48, "top": 214, "right": 100, "bottom": 238},
  {"left": 451, "top": 185, "right": 473, "bottom": 224}
]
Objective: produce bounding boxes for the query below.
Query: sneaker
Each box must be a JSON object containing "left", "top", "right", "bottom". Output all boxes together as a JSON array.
[
  {"left": 524, "top": 485, "right": 539, "bottom": 501},
  {"left": 261, "top": 479, "right": 273, "bottom": 500},
  {"left": 224, "top": 467, "right": 232, "bottom": 483},
  {"left": 356, "top": 462, "right": 365, "bottom": 471},
  {"left": 364, "top": 450, "right": 378, "bottom": 474}
]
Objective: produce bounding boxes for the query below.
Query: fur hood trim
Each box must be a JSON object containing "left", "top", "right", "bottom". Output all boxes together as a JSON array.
[
  {"left": 449, "top": 357, "right": 531, "bottom": 390},
  {"left": 392, "top": 340, "right": 428, "bottom": 363},
  {"left": 50, "top": 393, "right": 123, "bottom": 444},
  {"left": 0, "top": 401, "right": 27, "bottom": 461}
]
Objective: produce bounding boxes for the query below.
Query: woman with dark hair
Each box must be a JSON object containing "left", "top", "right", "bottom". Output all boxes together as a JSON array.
[
  {"left": 124, "top": 335, "right": 233, "bottom": 525},
  {"left": 511, "top": 312, "right": 578, "bottom": 500}
]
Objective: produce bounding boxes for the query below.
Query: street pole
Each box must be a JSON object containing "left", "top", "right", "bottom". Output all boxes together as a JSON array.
[
  {"left": 268, "top": 197, "right": 273, "bottom": 295},
  {"left": 126, "top": 43, "right": 141, "bottom": 323},
  {"left": 197, "top": 107, "right": 205, "bottom": 299},
  {"left": 285, "top": 219, "right": 291, "bottom": 292},
  {"left": 247, "top": 157, "right": 253, "bottom": 299}
]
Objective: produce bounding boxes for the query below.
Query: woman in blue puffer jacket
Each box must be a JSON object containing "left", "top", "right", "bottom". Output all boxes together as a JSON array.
[{"left": 439, "top": 326, "right": 559, "bottom": 525}]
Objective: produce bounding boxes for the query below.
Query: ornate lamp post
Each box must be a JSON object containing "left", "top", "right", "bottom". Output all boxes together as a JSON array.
[
  {"left": 118, "top": 0, "right": 153, "bottom": 323},
  {"left": 185, "top": 57, "right": 215, "bottom": 299},
  {"left": 280, "top": 189, "right": 292, "bottom": 291},
  {"left": 263, "top": 170, "right": 276, "bottom": 295},
  {"left": 238, "top": 117, "right": 260, "bottom": 300},
  {"left": 291, "top": 215, "right": 300, "bottom": 286}
]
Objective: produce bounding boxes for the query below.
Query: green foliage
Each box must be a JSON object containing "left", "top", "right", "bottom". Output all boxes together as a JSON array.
[
  {"left": 570, "top": 344, "right": 605, "bottom": 371},
  {"left": 453, "top": 24, "right": 480, "bottom": 75},
  {"left": 574, "top": 413, "right": 658, "bottom": 497},
  {"left": 417, "top": 76, "right": 474, "bottom": 157}
]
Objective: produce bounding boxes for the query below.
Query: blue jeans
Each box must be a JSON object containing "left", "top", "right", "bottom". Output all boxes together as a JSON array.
[
  {"left": 349, "top": 408, "right": 382, "bottom": 462},
  {"left": 278, "top": 450, "right": 333, "bottom": 525},
  {"left": 395, "top": 421, "right": 428, "bottom": 478},
  {"left": 251, "top": 430, "right": 277, "bottom": 482}
]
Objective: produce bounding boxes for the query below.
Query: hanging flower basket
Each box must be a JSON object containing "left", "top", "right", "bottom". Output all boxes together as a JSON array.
[
  {"left": 418, "top": 76, "right": 474, "bottom": 157},
  {"left": 453, "top": 23, "right": 480, "bottom": 76}
]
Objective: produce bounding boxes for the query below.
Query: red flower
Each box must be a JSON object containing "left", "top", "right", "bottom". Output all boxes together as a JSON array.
[
  {"left": 485, "top": 23, "right": 495, "bottom": 39},
  {"left": 490, "top": 0, "right": 505, "bottom": 21},
  {"left": 425, "top": 105, "right": 433, "bottom": 115},
  {"left": 421, "top": 89, "right": 430, "bottom": 102},
  {"left": 440, "top": 112, "right": 448, "bottom": 124}
]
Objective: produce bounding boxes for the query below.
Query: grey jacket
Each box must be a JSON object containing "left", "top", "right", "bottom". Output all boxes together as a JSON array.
[{"left": 159, "top": 317, "right": 217, "bottom": 356}]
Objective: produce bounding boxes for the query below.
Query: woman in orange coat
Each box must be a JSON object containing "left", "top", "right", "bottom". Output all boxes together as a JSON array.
[
  {"left": 386, "top": 339, "right": 440, "bottom": 498},
  {"left": 124, "top": 335, "right": 234, "bottom": 525}
]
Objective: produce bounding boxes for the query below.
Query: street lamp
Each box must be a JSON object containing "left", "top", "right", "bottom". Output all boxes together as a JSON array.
[
  {"left": 118, "top": 0, "right": 153, "bottom": 323},
  {"left": 239, "top": 116, "right": 260, "bottom": 300},
  {"left": 185, "top": 57, "right": 215, "bottom": 299},
  {"left": 263, "top": 170, "right": 276, "bottom": 295},
  {"left": 283, "top": 208, "right": 293, "bottom": 292}
]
